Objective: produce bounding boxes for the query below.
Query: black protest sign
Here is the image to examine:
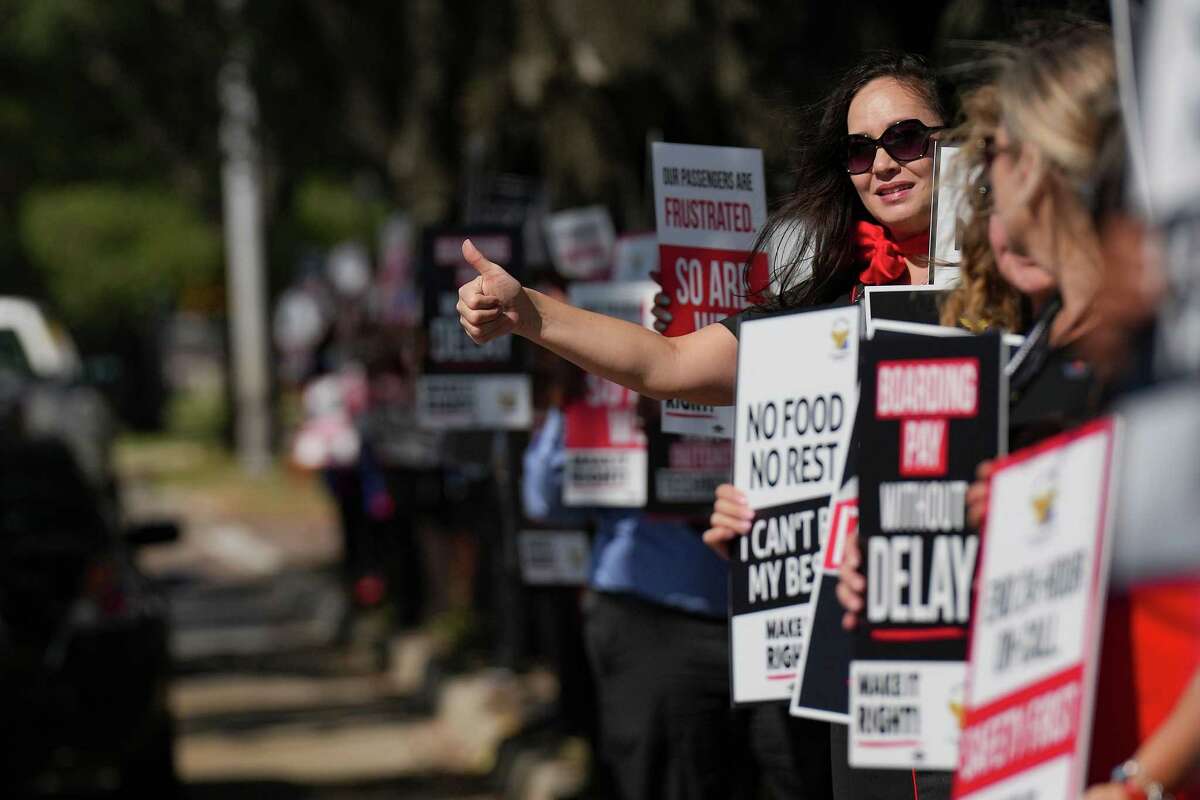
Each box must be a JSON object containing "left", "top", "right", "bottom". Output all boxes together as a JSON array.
[
  {"left": 791, "top": 403, "right": 862, "bottom": 724},
  {"left": 730, "top": 305, "right": 859, "bottom": 704},
  {"left": 417, "top": 227, "right": 531, "bottom": 430},
  {"left": 848, "top": 331, "right": 1006, "bottom": 770},
  {"left": 862, "top": 285, "right": 951, "bottom": 337},
  {"left": 421, "top": 227, "right": 524, "bottom": 374},
  {"left": 646, "top": 426, "right": 732, "bottom": 515}
]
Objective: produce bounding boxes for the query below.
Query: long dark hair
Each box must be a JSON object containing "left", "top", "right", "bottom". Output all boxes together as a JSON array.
[{"left": 753, "top": 51, "right": 947, "bottom": 309}]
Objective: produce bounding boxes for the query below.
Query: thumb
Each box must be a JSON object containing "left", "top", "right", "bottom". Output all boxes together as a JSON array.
[{"left": 462, "top": 238, "right": 503, "bottom": 276}]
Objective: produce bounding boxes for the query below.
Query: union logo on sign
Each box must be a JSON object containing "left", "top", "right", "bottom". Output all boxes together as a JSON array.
[{"left": 830, "top": 318, "right": 851, "bottom": 358}]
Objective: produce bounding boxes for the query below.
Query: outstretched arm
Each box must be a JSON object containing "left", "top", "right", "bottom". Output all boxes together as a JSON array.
[{"left": 456, "top": 239, "right": 738, "bottom": 405}]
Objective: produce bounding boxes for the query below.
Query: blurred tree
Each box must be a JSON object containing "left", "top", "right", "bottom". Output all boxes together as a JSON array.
[
  {"left": 19, "top": 184, "right": 221, "bottom": 327},
  {"left": 292, "top": 175, "right": 388, "bottom": 249}
]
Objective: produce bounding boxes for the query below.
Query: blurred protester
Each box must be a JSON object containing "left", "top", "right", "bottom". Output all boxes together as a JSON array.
[
  {"left": 358, "top": 327, "right": 441, "bottom": 627},
  {"left": 286, "top": 250, "right": 438, "bottom": 627},
  {"left": 1078, "top": 37, "right": 1200, "bottom": 796},
  {"left": 936, "top": 84, "right": 1055, "bottom": 334}
]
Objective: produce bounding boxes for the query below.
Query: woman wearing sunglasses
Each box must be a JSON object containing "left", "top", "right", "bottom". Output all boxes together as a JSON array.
[{"left": 456, "top": 51, "right": 945, "bottom": 408}]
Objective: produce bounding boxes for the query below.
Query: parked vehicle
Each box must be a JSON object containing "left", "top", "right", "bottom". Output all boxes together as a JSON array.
[{"left": 0, "top": 299, "right": 180, "bottom": 795}]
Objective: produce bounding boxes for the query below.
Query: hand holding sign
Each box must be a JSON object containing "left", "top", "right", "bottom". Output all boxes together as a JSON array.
[
  {"left": 457, "top": 238, "right": 530, "bottom": 343},
  {"left": 836, "top": 529, "right": 865, "bottom": 631},
  {"left": 647, "top": 271, "right": 672, "bottom": 333},
  {"left": 702, "top": 483, "right": 754, "bottom": 559},
  {"left": 965, "top": 460, "right": 994, "bottom": 529}
]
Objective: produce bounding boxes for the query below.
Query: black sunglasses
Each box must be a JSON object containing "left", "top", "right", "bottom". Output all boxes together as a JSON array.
[{"left": 845, "top": 119, "right": 943, "bottom": 175}]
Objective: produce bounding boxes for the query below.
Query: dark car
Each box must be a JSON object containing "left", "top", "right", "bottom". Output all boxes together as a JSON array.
[{"left": 0, "top": 371, "right": 179, "bottom": 796}]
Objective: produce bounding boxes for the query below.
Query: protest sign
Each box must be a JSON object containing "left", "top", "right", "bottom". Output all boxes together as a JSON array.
[
  {"left": 517, "top": 530, "right": 591, "bottom": 586},
  {"left": 849, "top": 332, "right": 1006, "bottom": 770},
  {"left": 562, "top": 282, "right": 657, "bottom": 507},
  {"left": 646, "top": 423, "right": 732, "bottom": 513},
  {"left": 953, "top": 418, "right": 1119, "bottom": 799},
  {"left": 928, "top": 142, "right": 966, "bottom": 288},
  {"left": 417, "top": 227, "right": 532, "bottom": 430},
  {"left": 652, "top": 142, "right": 769, "bottom": 438},
  {"left": 544, "top": 205, "right": 616, "bottom": 279},
  {"left": 730, "top": 306, "right": 859, "bottom": 704},
  {"left": 791, "top": 467, "right": 858, "bottom": 723},
  {"left": 612, "top": 232, "right": 659, "bottom": 282},
  {"left": 789, "top": 311, "right": 936, "bottom": 724},
  {"left": 863, "top": 285, "right": 951, "bottom": 338},
  {"left": 1142, "top": 0, "right": 1200, "bottom": 219}
]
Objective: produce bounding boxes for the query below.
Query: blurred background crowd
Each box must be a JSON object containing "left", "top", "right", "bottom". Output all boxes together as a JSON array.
[{"left": 0, "top": 1, "right": 1185, "bottom": 799}]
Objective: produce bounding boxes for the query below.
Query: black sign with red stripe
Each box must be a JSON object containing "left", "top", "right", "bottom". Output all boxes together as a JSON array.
[{"left": 855, "top": 331, "right": 1005, "bottom": 662}]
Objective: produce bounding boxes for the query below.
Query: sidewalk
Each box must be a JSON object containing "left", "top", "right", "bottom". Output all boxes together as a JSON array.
[{"left": 117, "top": 435, "right": 588, "bottom": 800}]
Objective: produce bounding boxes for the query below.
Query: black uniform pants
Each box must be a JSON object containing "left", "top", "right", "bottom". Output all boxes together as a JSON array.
[{"left": 584, "top": 591, "right": 832, "bottom": 800}]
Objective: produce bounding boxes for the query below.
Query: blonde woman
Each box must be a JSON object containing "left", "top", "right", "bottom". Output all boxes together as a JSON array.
[{"left": 938, "top": 85, "right": 1053, "bottom": 334}]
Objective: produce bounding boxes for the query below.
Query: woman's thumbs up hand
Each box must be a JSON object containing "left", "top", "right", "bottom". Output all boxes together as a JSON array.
[{"left": 457, "top": 238, "right": 529, "bottom": 343}]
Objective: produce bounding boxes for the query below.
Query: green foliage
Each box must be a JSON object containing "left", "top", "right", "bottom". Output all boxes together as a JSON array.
[
  {"left": 1, "top": 0, "right": 98, "bottom": 60},
  {"left": 292, "top": 175, "right": 387, "bottom": 248},
  {"left": 165, "top": 382, "right": 228, "bottom": 442},
  {"left": 19, "top": 184, "right": 222, "bottom": 326}
]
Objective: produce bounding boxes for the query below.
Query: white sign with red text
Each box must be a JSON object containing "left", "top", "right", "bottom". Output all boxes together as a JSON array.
[
  {"left": 563, "top": 282, "right": 657, "bottom": 507},
  {"left": 652, "top": 142, "right": 768, "bottom": 438},
  {"left": 953, "top": 418, "right": 1120, "bottom": 799}
]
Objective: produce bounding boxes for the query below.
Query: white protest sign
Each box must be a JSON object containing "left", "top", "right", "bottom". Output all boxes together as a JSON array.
[
  {"left": 562, "top": 282, "right": 657, "bottom": 507},
  {"left": 517, "top": 530, "right": 591, "bottom": 586},
  {"left": 544, "top": 205, "right": 617, "bottom": 279},
  {"left": 953, "top": 418, "right": 1120, "bottom": 799},
  {"left": 416, "top": 374, "right": 532, "bottom": 430},
  {"left": 612, "top": 232, "right": 659, "bottom": 282},
  {"left": 652, "top": 142, "right": 769, "bottom": 439},
  {"left": 928, "top": 142, "right": 966, "bottom": 288},
  {"left": 1142, "top": 0, "right": 1200, "bottom": 219},
  {"left": 729, "top": 306, "right": 859, "bottom": 704}
]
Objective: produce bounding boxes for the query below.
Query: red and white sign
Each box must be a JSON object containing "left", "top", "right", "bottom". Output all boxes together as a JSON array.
[
  {"left": 652, "top": 142, "right": 768, "bottom": 438},
  {"left": 563, "top": 282, "right": 657, "bottom": 507},
  {"left": 544, "top": 206, "right": 616, "bottom": 280},
  {"left": 876, "top": 356, "right": 979, "bottom": 478},
  {"left": 953, "top": 418, "right": 1121, "bottom": 799}
]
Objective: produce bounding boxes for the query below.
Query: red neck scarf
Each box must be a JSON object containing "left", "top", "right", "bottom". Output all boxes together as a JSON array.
[{"left": 854, "top": 220, "right": 930, "bottom": 288}]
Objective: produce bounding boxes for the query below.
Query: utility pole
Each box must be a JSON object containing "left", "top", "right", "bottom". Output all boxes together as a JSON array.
[{"left": 219, "top": 0, "right": 271, "bottom": 474}]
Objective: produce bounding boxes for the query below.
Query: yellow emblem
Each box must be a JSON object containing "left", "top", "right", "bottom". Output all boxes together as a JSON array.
[
  {"left": 832, "top": 324, "right": 849, "bottom": 350},
  {"left": 949, "top": 700, "right": 966, "bottom": 729},
  {"left": 1031, "top": 489, "right": 1056, "bottom": 524}
]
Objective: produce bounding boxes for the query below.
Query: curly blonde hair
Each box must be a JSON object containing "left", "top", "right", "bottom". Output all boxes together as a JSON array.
[{"left": 938, "top": 85, "right": 1025, "bottom": 333}]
